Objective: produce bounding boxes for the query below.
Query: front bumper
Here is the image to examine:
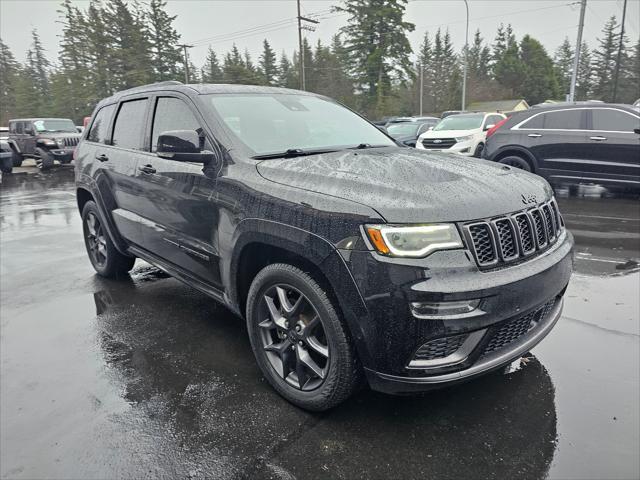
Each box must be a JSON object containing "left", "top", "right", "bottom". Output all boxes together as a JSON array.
[
  {"left": 49, "top": 149, "right": 74, "bottom": 162},
  {"left": 339, "top": 230, "right": 573, "bottom": 394}
]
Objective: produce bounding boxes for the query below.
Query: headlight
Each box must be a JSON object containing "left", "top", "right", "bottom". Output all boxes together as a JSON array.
[
  {"left": 455, "top": 135, "right": 473, "bottom": 143},
  {"left": 365, "top": 224, "right": 463, "bottom": 258},
  {"left": 41, "top": 139, "right": 57, "bottom": 147}
]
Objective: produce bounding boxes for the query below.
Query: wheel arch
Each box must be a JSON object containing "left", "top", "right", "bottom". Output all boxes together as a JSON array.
[
  {"left": 76, "top": 185, "right": 130, "bottom": 256},
  {"left": 229, "top": 220, "right": 374, "bottom": 367},
  {"left": 492, "top": 146, "right": 538, "bottom": 172}
]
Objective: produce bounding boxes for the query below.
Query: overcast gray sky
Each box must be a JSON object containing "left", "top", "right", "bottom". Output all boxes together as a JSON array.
[{"left": 1, "top": 0, "right": 638, "bottom": 68}]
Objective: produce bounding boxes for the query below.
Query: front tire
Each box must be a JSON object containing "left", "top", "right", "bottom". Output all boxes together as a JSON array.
[
  {"left": 246, "top": 264, "right": 361, "bottom": 411},
  {"left": 11, "top": 151, "right": 23, "bottom": 167},
  {"left": 35, "top": 148, "right": 54, "bottom": 171},
  {"left": 473, "top": 143, "right": 484, "bottom": 158},
  {"left": 498, "top": 155, "right": 532, "bottom": 172},
  {"left": 82, "top": 201, "right": 135, "bottom": 278}
]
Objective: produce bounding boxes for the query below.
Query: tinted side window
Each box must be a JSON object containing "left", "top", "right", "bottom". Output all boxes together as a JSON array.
[
  {"left": 521, "top": 113, "right": 544, "bottom": 129},
  {"left": 112, "top": 98, "right": 149, "bottom": 150},
  {"left": 542, "top": 110, "right": 583, "bottom": 130},
  {"left": 151, "top": 97, "right": 201, "bottom": 152},
  {"left": 591, "top": 109, "right": 639, "bottom": 132},
  {"left": 87, "top": 104, "right": 116, "bottom": 144}
]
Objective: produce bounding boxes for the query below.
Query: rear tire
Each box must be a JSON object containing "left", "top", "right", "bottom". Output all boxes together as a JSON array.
[
  {"left": 35, "top": 148, "right": 54, "bottom": 171},
  {"left": 0, "top": 161, "right": 12, "bottom": 174},
  {"left": 82, "top": 200, "right": 135, "bottom": 278},
  {"left": 498, "top": 155, "right": 532, "bottom": 172},
  {"left": 246, "top": 263, "right": 362, "bottom": 411}
]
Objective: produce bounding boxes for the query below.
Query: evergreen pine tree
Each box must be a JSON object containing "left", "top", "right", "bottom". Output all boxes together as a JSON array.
[
  {"left": 519, "top": 35, "right": 560, "bottom": 104},
  {"left": 202, "top": 47, "right": 223, "bottom": 83},
  {"left": 24, "top": 29, "right": 52, "bottom": 115},
  {"left": 575, "top": 41, "right": 594, "bottom": 100},
  {"left": 258, "top": 39, "right": 279, "bottom": 86},
  {"left": 554, "top": 37, "right": 574, "bottom": 98},
  {"left": 336, "top": 0, "right": 415, "bottom": 116},
  {"left": 147, "top": 0, "right": 183, "bottom": 81},
  {"left": 0, "top": 38, "right": 20, "bottom": 124},
  {"left": 592, "top": 16, "right": 620, "bottom": 101}
]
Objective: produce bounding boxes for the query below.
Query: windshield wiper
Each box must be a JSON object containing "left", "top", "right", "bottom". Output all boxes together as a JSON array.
[
  {"left": 252, "top": 148, "right": 339, "bottom": 160},
  {"left": 347, "top": 143, "right": 389, "bottom": 150}
]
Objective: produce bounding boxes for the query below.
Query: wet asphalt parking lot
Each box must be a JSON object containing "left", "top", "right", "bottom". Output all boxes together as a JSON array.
[{"left": 1, "top": 163, "right": 639, "bottom": 480}]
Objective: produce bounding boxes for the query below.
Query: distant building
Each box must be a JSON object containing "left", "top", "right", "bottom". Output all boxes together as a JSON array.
[{"left": 466, "top": 99, "right": 530, "bottom": 114}]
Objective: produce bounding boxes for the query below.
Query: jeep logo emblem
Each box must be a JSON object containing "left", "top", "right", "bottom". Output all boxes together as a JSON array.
[{"left": 521, "top": 193, "right": 537, "bottom": 205}]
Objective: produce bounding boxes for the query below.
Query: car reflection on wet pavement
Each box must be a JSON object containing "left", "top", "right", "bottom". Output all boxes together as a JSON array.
[{"left": 1, "top": 168, "right": 638, "bottom": 480}]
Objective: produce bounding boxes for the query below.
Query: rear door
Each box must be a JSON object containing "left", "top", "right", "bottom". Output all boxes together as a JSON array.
[
  {"left": 580, "top": 107, "right": 640, "bottom": 187},
  {"left": 133, "top": 94, "right": 221, "bottom": 286},
  {"left": 515, "top": 108, "right": 589, "bottom": 184},
  {"left": 91, "top": 97, "right": 150, "bottom": 247}
]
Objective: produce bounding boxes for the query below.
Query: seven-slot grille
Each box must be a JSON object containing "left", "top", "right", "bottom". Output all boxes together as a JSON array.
[
  {"left": 421, "top": 138, "right": 456, "bottom": 149},
  {"left": 60, "top": 137, "right": 79, "bottom": 147},
  {"left": 464, "top": 200, "right": 563, "bottom": 269}
]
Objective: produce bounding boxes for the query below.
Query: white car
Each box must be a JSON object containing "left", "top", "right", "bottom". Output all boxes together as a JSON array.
[{"left": 416, "top": 112, "right": 507, "bottom": 157}]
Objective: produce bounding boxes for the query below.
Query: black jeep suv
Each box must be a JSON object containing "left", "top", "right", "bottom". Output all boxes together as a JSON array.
[
  {"left": 483, "top": 103, "right": 640, "bottom": 189},
  {"left": 8, "top": 118, "right": 81, "bottom": 170},
  {"left": 75, "top": 82, "right": 573, "bottom": 411}
]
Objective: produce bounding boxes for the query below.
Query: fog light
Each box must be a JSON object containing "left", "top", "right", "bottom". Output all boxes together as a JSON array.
[{"left": 411, "top": 299, "right": 481, "bottom": 319}]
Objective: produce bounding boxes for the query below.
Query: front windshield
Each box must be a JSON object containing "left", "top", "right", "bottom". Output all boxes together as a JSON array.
[
  {"left": 386, "top": 123, "right": 419, "bottom": 138},
  {"left": 205, "top": 93, "right": 395, "bottom": 155},
  {"left": 433, "top": 114, "right": 484, "bottom": 131},
  {"left": 33, "top": 119, "right": 77, "bottom": 133}
]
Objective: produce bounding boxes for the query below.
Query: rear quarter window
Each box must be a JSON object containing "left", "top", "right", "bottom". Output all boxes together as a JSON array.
[{"left": 87, "top": 104, "right": 116, "bottom": 144}]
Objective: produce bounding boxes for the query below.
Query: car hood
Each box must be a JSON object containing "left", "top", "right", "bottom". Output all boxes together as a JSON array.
[
  {"left": 419, "top": 129, "right": 480, "bottom": 139},
  {"left": 37, "top": 132, "right": 81, "bottom": 139},
  {"left": 256, "top": 147, "right": 552, "bottom": 223}
]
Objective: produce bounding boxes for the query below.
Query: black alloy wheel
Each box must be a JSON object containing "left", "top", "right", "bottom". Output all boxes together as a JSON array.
[
  {"left": 246, "top": 264, "right": 361, "bottom": 411},
  {"left": 258, "top": 284, "right": 330, "bottom": 391},
  {"left": 81, "top": 200, "right": 135, "bottom": 278},
  {"left": 85, "top": 211, "right": 108, "bottom": 268}
]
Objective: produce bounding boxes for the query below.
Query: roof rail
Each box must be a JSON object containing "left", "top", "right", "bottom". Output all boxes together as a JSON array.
[{"left": 118, "top": 80, "right": 183, "bottom": 95}]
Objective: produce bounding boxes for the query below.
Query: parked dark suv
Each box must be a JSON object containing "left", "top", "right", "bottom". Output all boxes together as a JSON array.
[
  {"left": 7, "top": 118, "right": 81, "bottom": 170},
  {"left": 75, "top": 82, "right": 573, "bottom": 411},
  {"left": 483, "top": 103, "right": 640, "bottom": 189}
]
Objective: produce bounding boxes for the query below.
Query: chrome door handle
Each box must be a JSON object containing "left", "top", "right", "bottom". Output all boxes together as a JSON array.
[
  {"left": 590, "top": 136, "right": 607, "bottom": 141},
  {"left": 527, "top": 133, "right": 542, "bottom": 138},
  {"left": 138, "top": 164, "right": 156, "bottom": 174},
  {"left": 95, "top": 153, "right": 109, "bottom": 162}
]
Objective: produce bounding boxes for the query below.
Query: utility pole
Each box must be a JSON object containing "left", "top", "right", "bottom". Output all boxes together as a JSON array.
[
  {"left": 612, "top": 0, "right": 628, "bottom": 102},
  {"left": 296, "top": 0, "right": 319, "bottom": 90},
  {"left": 461, "top": 0, "right": 469, "bottom": 111},
  {"left": 569, "top": 0, "right": 587, "bottom": 102},
  {"left": 179, "top": 44, "right": 193, "bottom": 83}
]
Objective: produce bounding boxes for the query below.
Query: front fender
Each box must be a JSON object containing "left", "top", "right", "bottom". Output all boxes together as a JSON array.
[{"left": 227, "top": 218, "right": 375, "bottom": 368}]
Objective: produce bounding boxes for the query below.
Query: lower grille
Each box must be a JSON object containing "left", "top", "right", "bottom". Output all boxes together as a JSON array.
[
  {"left": 481, "top": 298, "right": 557, "bottom": 357},
  {"left": 413, "top": 334, "right": 469, "bottom": 361}
]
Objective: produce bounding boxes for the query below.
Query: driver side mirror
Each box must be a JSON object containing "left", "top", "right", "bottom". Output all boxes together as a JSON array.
[
  {"left": 25, "top": 127, "right": 35, "bottom": 136},
  {"left": 484, "top": 124, "right": 495, "bottom": 132},
  {"left": 157, "top": 130, "right": 213, "bottom": 163},
  {"left": 634, "top": 128, "right": 640, "bottom": 134}
]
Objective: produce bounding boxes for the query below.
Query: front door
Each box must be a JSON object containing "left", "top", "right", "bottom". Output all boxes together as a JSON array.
[{"left": 133, "top": 95, "right": 222, "bottom": 286}]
